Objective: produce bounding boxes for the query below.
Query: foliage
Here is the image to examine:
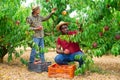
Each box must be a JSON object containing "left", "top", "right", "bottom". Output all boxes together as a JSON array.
[
  {"left": 0, "top": 0, "right": 120, "bottom": 75},
  {"left": 36, "top": 0, "right": 120, "bottom": 75},
  {"left": 36, "top": 0, "right": 79, "bottom": 47},
  {"left": 0, "top": 0, "right": 33, "bottom": 63}
]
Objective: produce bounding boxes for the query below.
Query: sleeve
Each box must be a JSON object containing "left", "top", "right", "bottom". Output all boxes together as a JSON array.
[
  {"left": 41, "top": 13, "right": 53, "bottom": 22},
  {"left": 57, "top": 37, "right": 61, "bottom": 45},
  {"left": 26, "top": 17, "right": 35, "bottom": 30},
  {"left": 69, "top": 30, "right": 78, "bottom": 35},
  {"left": 74, "top": 30, "right": 78, "bottom": 34},
  {"left": 26, "top": 17, "right": 32, "bottom": 24}
]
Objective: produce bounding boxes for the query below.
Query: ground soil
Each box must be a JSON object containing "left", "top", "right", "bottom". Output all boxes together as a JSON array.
[{"left": 0, "top": 49, "right": 120, "bottom": 80}]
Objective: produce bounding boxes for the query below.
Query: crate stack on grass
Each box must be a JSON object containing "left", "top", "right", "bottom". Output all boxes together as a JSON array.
[{"left": 48, "top": 63, "right": 76, "bottom": 79}]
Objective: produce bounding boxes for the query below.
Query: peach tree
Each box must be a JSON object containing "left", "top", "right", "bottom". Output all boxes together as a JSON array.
[
  {"left": 0, "top": 1, "right": 33, "bottom": 63},
  {"left": 37, "top": 0, "right": 79, "bottom": 47},
  {"left": 38, "top": 0, "right": 120, "bottom": 75},
  {"left": 1, "top": 0, "right": 119, "bottom": 75}
]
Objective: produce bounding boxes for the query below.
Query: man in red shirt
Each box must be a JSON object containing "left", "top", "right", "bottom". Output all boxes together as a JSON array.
[{"left": 55, "top": 21, "right": 84, "bottom": 67}]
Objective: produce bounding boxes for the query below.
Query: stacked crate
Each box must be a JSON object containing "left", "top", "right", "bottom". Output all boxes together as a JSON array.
[
  {"left": 28, "top": 62, "right": 51, "bottom": 72},
  {"left": 48, "top": 63, "right": 76, "bottom": 79}
]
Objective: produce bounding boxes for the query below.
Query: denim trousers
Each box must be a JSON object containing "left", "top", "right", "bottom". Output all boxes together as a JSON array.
[
  {"left": 29, "top": 37, "right": 45, "bottom": 63},
  {"left": 55, "top": 51, "right": 84, "bottom": 67}
]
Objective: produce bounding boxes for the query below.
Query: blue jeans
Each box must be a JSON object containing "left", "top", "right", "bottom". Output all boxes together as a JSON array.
[
  {"left": 29, "top": 37, "right": 45, "bottom": 63},
  {"left": 55, "top": 51, "right": 84, "bottom": 67}
]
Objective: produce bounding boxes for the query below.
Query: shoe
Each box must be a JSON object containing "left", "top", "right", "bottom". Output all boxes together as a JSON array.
[{"left": 33, "top": 60, "right": 42, "bottom": 64}]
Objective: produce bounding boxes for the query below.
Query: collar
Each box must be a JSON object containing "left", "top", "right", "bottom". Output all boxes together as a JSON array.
[{"left": 32, "top": 14, "right": 39, "bottom": 17}]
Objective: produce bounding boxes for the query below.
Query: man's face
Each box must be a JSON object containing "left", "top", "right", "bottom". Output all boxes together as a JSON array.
[
  {"left": 60, "top": 25, "right": 68, "bottom": 34},
  {"left": 35, "top": 8, "right": 40, "bottom": 14}
]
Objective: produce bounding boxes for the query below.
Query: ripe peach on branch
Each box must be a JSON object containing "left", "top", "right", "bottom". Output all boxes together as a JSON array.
[
  {"left": 92, "top": 42, "right": 98, "bottom": 48},
  {"left": 62, "top": 10, "right": 67, "bottom": 15},
  {"left": 16, "top": 20, "right": 20, "bottom": 26}
]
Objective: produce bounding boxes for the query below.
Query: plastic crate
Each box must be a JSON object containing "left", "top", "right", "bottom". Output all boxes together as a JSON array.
[
  {"left": 28, "top": 61, "right": 51, "bottom": 72},
  {"left": 48, "top": 63, "right": 76, "bottom": 79}
]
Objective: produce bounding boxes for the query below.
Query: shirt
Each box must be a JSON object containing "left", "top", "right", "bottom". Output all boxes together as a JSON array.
[
  {"left": 57, "top": 31, "right": 81, "bottom": 54},
  {"left": 26, "top": 13, "right": 53, "bottom": 38}
]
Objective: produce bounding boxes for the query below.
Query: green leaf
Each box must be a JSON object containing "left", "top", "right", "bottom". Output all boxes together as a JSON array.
[{"left": 20, "top": 58, "right": 28, "bottom": 66}]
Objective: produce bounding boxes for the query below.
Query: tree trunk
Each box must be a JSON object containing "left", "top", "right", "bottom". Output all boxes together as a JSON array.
[
  {"left": 0, "top": 57, "right": 3, "bottom": 63},
  {"left": 0, "top": 46, "right": 7, "bottom": 63}
]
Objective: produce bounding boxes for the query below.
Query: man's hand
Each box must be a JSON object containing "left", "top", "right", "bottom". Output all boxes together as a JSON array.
[
  {"left": 63, "top": 49, "right": 70, "bottom": 54},
  {"left": 51, "top": 8, "right": 57, "bottom": 13},
  {"left": 35, "top": 26, "right": 42, "bottom": 30}
]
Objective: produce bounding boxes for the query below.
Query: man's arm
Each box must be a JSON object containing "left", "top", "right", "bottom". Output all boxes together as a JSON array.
[
  {"left": 41, "top": 8, "right": 56, "bottom": 21},
  {"left": 26, "top": 17, "right": 42, "bottom": 31},
  {"left": 26, "top": 17, "right": 36, "bottom": 30},
  {"left": 56, "top": 44, "right": 70, "bottom": 54},
  {"left": 30, "top": 26, "right": 42, "bottom": 31},
  {"left": 41, "top": 13, "right": 53, "bottom": 21},
  {"left": 56, "top": 44, "right": 64, "bottom": 54}
]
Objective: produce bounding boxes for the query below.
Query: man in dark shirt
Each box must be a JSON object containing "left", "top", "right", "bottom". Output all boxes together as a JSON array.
[{"left": 55, "top": 21, "right": 84, "bottom": 67}]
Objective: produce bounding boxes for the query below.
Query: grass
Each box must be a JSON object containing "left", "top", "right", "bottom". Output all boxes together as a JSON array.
[{"left": 89, "top": 64, "right": 115, "bottom": 75}]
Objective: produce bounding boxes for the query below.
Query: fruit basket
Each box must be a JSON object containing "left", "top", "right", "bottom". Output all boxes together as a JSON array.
[{"left": 48, "top": 63, "right": 76, "bottom": 79}]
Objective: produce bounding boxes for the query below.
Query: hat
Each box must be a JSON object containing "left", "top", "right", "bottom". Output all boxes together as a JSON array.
[
  {"left": 32, "top": 6, "right": 40, "bottom": 11},
  {"left": 56, "top": 21, "right": 69, "bottom": 31}
]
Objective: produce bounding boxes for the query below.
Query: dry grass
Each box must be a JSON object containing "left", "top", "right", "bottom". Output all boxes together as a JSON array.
[{"left": 0, "top": 49, "right": 120, "bottom": 80}]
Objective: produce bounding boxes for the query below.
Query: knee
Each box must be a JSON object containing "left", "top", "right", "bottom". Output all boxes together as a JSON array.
[
  {"left": 75, "top": 54, "right": 84, "bottom": 64},
  {"left": 54, "top": 55, "right": 63, "bottom": 64}
]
